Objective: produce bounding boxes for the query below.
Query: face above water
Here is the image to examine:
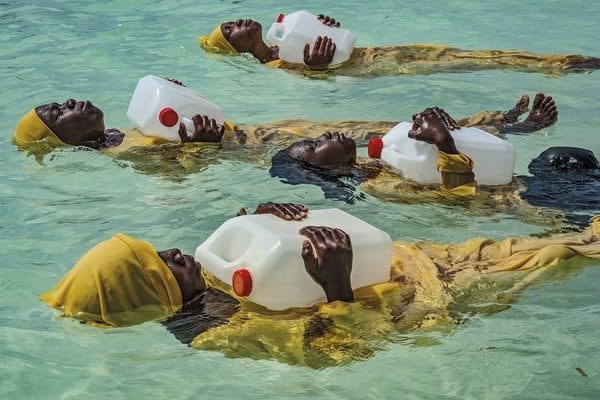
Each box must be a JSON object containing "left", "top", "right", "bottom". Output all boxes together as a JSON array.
[
  {"left": 158, "top": 248, "right": 206, "bottom": 303},
  {"left": 221, "top": 19, "right": 263, "bottom": 52},
  {"left": 286, "top": 132, "right": 357, "bottom": 169},
  {"left": 35, "top": 99, "right": 105, "bottom": 145}
]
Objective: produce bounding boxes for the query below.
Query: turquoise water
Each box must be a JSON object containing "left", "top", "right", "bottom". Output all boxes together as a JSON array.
[{"left": 1, "top": 0, "right": 600, "bottom": 398}]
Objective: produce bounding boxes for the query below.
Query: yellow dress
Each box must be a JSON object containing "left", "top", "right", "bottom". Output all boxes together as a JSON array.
[
  {"left": 267, "top": 45, "right": 597, "bottom": 77},
  {"left": 190, "top": 218, "right": 600, "bottom": 368},
  {"left": 199, "top": 23, "right": 598, "bottom": 77}
]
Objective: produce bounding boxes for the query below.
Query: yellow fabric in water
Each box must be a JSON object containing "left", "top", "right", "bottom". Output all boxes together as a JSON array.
[
  {"left": 265, "top": 45, "right": 590, "bottom": 77},
  {"left": 437, "top": 151, "right": 477, "bottom": 197},
  {"left": 198, "top": 24, "right": 238, "bottom": 54},
  {"left": 13, "top": 109, "right": 63, "bottom": 147},
  {"left": 437, "top": 151, "right": 474, "bottom": 174},
  {"left": 40, "top": 233, "right": 182, "bottom": 327},
  {"left": 191, "top": 218, "right": 600, "bottom": 368}
]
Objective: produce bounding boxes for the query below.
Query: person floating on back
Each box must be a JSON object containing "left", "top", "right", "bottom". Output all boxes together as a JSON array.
[{"left": 199, "top": 14, "right": 600, "bottom": 76}]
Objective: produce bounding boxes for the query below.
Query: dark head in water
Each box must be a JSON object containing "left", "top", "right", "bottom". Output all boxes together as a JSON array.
[
  {"left": 158, "top": 248, "right": 206, "bottom": 303},
  {"left": 521, "top": 146, "right": 600, "bottom": 227},
  {"left": 284, "top": 132, "right": 357, "bottom": 170},
  {"left": 528, "top": 147, "right": 599, "bottom": 174},
  {"left": 32, "top": 99, "right": 124, "bottom": 149},
  {"left": 270, "top": 133, "right": 367, "bottom": 204},
  {"left": 202, "top": 16, "right": 337, "bottom": 67}
]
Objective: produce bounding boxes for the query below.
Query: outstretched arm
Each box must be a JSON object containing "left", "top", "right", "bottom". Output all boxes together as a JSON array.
[{"left": 300, "top": 226, "right": 354, "bottom": 302}]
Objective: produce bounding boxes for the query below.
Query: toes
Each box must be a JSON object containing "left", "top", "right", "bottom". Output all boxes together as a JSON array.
[
  {"left": 542, "top": 96, "right": 555, "bottom": 113},
  {"left": 532, "top": 93, "right": 544, "bottom": 110},
  {"left": 518, "top": 94, "right": 530, "bottom": 111}
]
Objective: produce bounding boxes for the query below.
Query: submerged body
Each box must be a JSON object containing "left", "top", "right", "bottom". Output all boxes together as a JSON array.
[
  {"left": 200, "top": 18, "right": 600, "bottom": 77},
  {"left": 270, "top": 95, "right": 563, "bottom": 205},
  {"left": 187, "top": 218, "right": 600, "bottom": 368},
  {"left": 271, "top": 44, "right": 600, "bottom": 77},
  {"left": 39, "top": 195, "right": 600, "bottom": 368}
]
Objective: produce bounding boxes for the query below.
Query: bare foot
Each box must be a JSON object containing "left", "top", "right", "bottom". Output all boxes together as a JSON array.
[
  {"left": 502, "top": 93, "right": 530, "bottom": 123},
  {"left": 523, "top": 93, "right": 558, "bottom": 129},
  {"left": 566, "top": 56, "right": 600, "bottom": 70},
  {"left": 495, "top": 93, "right": 558, "bottom": 134}
]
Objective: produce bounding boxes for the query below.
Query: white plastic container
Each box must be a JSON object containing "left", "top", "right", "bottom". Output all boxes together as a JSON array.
[
  {"left": 195, "top": 208, "right": 392, "bottom": 310},
  {"left": 127, "top": 75, "right": 225, "bottom": 142},
  {"left": 368, "top": 122, "right": 516, "bottom": 185},
  {"left": 266, "top": 10, "right": 356, "bottom": 66}
]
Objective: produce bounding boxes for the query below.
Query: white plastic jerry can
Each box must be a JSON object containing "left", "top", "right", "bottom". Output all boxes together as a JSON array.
[
  {"left": 368, "top": 122, "right": 517, "bottom": 185},
  {"left": 195, "top": 208, "right": 392, "bottom": 310},
  {"left": 266, "top": 10, "right": 356, "bottom": 66},
  {"left": 126, "top": 75, "right": 225, "bottom": 142}
]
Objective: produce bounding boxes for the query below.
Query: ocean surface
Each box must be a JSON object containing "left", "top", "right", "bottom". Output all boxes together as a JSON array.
[{"left": 1, "top": 0, "right": 599, "bottom": 398}]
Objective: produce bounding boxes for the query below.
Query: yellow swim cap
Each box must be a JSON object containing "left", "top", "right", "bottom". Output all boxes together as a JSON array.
[
  {"left": 198, "top": 23, "right": 238, "bottom": 54},
  {"left": 40, "top": 233, "right": 183, "bottom": 327},
  {"left": 13, "top": 109, "right": 63, "bottom": 147}
]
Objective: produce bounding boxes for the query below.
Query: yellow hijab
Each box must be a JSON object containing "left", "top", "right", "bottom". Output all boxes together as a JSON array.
[
  {"left": 40, "top": 233, "right": 182, "bottom": 327},
  {"left": 13, "top": 109, "right": 63, "bottom": 147},
  {"left": 198, "top": 23, "right": 238, "bottom": 54}
]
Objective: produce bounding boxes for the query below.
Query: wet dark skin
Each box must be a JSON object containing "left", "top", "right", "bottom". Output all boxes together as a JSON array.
[
  {"left": 35, "top": 99, "right": 110, "bottom": 149},
  {"left": 408, "top": 93, "right": 559, "bottom": 150},
  {"left": 498, "top": 93, "right": 558, "bottom": 134},
  {"left": 159, "top": 202, "right": 354, "bottom": 305},
  {"left": 408, "top": 107, "right": 461, "bottom": 154},
  {"left": 158, "top": 248, "right": 206, "bottom": 302},
  {"left": 220, "top": 15, "right": 339, "bottom": 69},
  {"left": 300, "top": 226, "right": 354, "bottom": 302},
  {"left": 177, "top": 115, "right": 225, "bottom": 143},
  {"left": 164, "top": 78, "right": 226, "bottom": 143},
  {"left": 35, "top": 91, "right": 225, "bottom": 147},
  {"left": 284, "top": 132, "right": 357, "bottom": 170}
]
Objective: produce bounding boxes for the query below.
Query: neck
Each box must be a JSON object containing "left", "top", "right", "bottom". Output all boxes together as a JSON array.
[{"left": 251, "top": 41, "right": 276, "bottom": 63}]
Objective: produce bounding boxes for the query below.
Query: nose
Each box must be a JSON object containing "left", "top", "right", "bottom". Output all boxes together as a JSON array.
[
  {"left": 412, "top": 114, "right": 417, "bottom": 121},
  {"left": 169, "top": 249, "right": 184, "bottom": 266}
]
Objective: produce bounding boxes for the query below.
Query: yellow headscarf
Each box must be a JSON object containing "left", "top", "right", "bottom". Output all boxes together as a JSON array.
[
  {"left": 40, "top": 233, "right": 182, "bottom": 327},
  {"left": 13, "top": 109, "right": 63, "bottom": 147},
  {"left": 198, "top": 23, "right": 238, "bottom": 54}
]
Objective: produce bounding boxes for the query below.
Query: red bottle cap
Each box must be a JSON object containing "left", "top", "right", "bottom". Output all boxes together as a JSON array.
[
  {"left": 276, "top": 13, "right": 285, "bottom": 23},
  {"left": 368, "top": 137, "right": 384, "bottom": 158},
  {"left": 232, "top": 268, "right": 253, "bottom": 297},
  {"left": 158, "top": 107, "right": 179, "bottom": 127}
]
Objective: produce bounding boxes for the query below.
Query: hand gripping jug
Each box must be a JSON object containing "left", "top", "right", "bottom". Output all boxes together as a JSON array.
[
  {"left": 368, "top": 122, "right": 516, "bottom": 185},
  {"left": 127, "top": 75, "right": 225, "bottom": 142},
  {"left": 266, "top": 10, "right": 356, "bottom": 66},
  {"left": 195, "top": 208, "right": 392, "bottom": 310}
]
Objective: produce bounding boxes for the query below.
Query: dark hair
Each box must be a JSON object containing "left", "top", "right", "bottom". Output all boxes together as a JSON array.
[{"left": 269, "top": 150, "right": 367, "bottom": 204}]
